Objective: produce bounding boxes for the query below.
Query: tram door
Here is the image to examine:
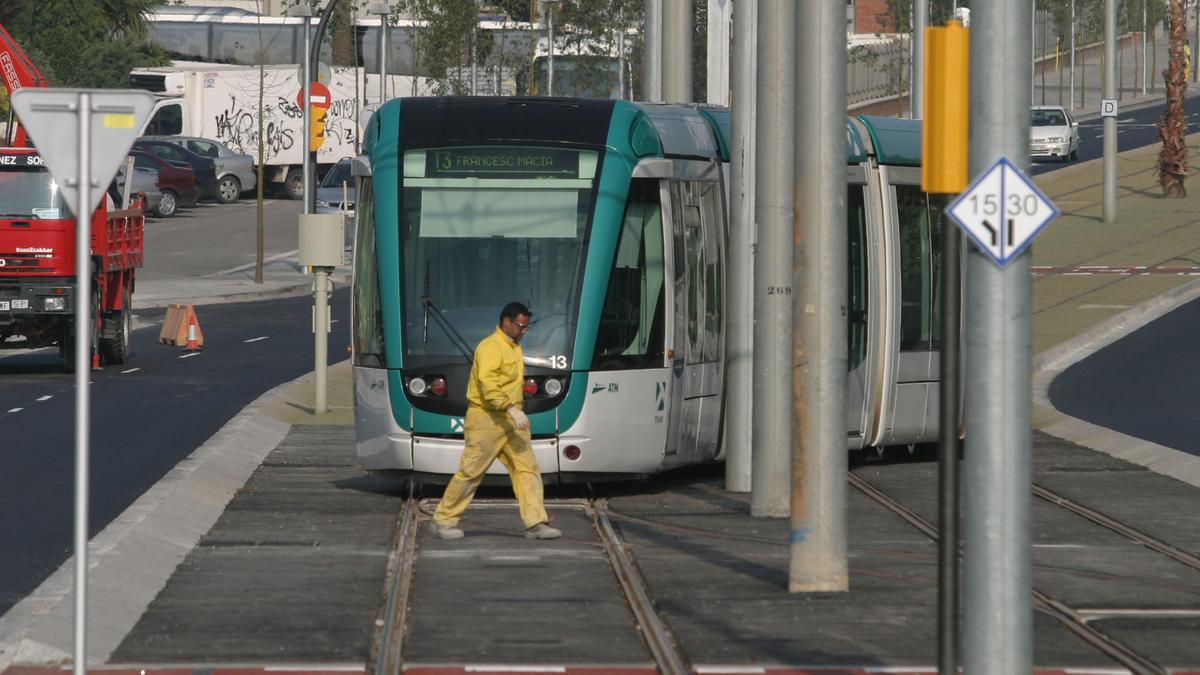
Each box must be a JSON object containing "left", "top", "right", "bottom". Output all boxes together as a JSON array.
[
  {"left": 846, "top": 167, "right": 877, "bottom": 445},
  {"left": 880, "top": 167, "right": 942, "bottom": 444},
  {"left": 663, "top": 178, "right": 724, "bottom": 463}
]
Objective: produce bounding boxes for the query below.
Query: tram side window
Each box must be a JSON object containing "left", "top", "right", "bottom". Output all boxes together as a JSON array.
[
  {"left": 847, "top": 184, "right": 868, "bottom": 371},
  {"left": 352, "top": 179, "right": 386, "bottom": 367},
  {"left": 895, "top": 185, "right": 941, "bottom": 350},
  {"left": 699, "top": 181, "right": 723, "bottom": 363},
  {"left": 593, "top": 179, "right": 666, "bottom": 370}
]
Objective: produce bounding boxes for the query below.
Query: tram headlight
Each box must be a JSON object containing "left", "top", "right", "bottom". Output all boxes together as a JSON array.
[
  {"left": 543, "top": 377, "right": 563, "bottom": 397},
  {"left": 407, "top": 376, "right": 428, "bottom": 396}
]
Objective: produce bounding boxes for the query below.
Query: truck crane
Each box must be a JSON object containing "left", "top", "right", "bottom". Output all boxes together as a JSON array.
[{"left": 0, "top": 22, "right": 144, "bottom": 370}]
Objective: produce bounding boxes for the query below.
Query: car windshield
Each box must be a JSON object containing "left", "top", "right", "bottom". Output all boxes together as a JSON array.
[
  {"left": 1032, "top": 110, "right": 1068, "bottom": 126},
  {"left": 321, "top": 161, "right": 352, "bottom": 188},
  {"left": 398, "top": 145, "right": 599, "bottom": 369},
  {"left": 0, "top": 166, "right": 72, "bottom": 219}
]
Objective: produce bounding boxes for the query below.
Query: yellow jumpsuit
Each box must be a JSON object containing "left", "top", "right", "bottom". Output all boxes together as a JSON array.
[{"left": 432, "top": 327, "right": 549, "bottom": 529}]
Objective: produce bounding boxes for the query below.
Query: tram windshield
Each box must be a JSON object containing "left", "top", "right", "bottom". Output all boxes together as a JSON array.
[{"left": 399, "top": 145, "right": 598, "bottom": 368}]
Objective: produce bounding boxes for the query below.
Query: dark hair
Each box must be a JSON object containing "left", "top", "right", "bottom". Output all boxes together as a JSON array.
[{"left": 499, "top": 301, "right": 531, "bottom": 325}]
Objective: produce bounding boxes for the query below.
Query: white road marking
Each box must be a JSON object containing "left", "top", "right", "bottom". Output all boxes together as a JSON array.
[
  {"left": 121, "top": 368, "right": 141, "bottom": 374},
  {"left": 244, "top": 336, "right": 270, "bottom": 343},
  {"left": 35, "top": 395, "right": 52, "bottom": 402},
  {"left": 465, "top": 668, "right": 566, "bottom": 673},
  {"left": 178, "top": 352, "right": 202, "bottom": 359},
  {"left": 7, "top": 408, "right": 23, "bottom": 414}
]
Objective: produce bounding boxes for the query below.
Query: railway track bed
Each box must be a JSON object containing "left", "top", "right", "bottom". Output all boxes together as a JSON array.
[{"left": 29, "top": 425, "right": 1199, "bottom": 675}]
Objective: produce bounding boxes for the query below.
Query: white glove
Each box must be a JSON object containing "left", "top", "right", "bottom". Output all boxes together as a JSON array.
[{"left": 507, "top": 406, "right": 529, "bottom": 430}]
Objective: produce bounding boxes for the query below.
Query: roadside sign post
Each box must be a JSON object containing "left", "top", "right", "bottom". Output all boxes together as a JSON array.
[{"left": 10, "top": 88, "right": 155, "bottom": 675}]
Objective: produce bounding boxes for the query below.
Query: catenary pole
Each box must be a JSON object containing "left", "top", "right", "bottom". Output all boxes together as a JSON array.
[
  {"left": 791, "top": 0, "right": 848, "bottom": 592},
  {"left": 726, "top": 0, "right": 757, "bottom": 493},
  {"left": 295, "top": 5, "right": 312, "bottom": 215},
  {"left": 1143, "top": 0, "right": 1148, "bottom": 96},
  {"left": 643, "top": 0, "right": 662, "bottom": 101},
  {"left": 1070, "top": 0, "right": 1076, "bottom": 108},
  {"left": 964, "top": 1, "right": 1033, "bottom": 674},
  {"left": 73, "top": 92, "right": 92, "bottom": 675},
  {"left": 707, "top": 0, "right": 732, "bottom": 105},
  {"left": 751, "top": 0, "right": 794, "bottom": 518},
  {"left": 913, "top": 0, "right": 927, "bottom": 118},
  {"left": 662, "top": 0, "right": 693, "bottom": 102},
  {"left": 1104, "top": 0, "right": 1117, "bottom": 222}
]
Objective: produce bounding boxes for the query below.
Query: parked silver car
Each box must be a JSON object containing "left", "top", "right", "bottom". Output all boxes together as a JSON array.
[
  {"left": 113, "top": 162, "right": 163, "bottom": 215},
  {"left": 150, "top": 136, "right": 257, "bottom": 204},
  {"left": 1030, "top": 105, "right": 1080, "bottom": 162},
  {"left": 316, "top": 158, "right": 355, "bottom": 217}
]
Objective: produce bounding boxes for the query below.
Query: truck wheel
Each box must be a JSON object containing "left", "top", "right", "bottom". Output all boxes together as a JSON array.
[
  {"left": 216, "top": 175, "right": 242, "bottom": 204},
  {"left": 155, "top": 190, "right": 178, "bottom": 218},
  {"left": 283, "top": 168, "right": 304, "bottom": 200},
  {"left": 101, "top": 290, "right": 132, "bottom": 365}
]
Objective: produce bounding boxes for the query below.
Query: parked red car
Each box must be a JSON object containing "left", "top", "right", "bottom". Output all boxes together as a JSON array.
[{"left": 128, "top": 148, "right": 199, "bottom": 218}]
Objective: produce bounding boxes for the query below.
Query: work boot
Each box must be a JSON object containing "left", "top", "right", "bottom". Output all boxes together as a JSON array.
[
  {"left": 429, "top": 521, "right": 464, "bottom": 540},
  {"left": 525, "top": 523, "right": 562, "bottom": 540}
]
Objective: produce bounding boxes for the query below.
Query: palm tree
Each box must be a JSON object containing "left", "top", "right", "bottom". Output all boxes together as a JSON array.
[{"left": 1158, "top": 0, "right": 1188, "bottom": 197}]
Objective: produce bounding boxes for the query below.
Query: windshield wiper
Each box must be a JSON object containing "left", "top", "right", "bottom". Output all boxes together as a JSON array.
[{"left": 421, "top": 264, "right": 474, "bottom": 365}]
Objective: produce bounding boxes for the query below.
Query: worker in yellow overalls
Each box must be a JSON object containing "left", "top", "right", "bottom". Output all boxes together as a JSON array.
[{"left": 430, "top": 301, "right": 561, "bottom": 540}]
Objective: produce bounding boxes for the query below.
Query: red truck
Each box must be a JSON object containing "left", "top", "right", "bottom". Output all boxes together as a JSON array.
[
  {"left": 0, "top": 147, "right": 143, "bottom": 369},
  {"left": 1, "top": 24, "right": 143, "bottom": 370}
]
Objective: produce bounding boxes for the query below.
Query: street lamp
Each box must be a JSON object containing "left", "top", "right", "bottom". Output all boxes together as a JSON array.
[
  {"left": 369, "top": 2, "right": 394, "bottom": 104},
  {"left": 542, "top": 0, "right": 561, "bottom": 96}
]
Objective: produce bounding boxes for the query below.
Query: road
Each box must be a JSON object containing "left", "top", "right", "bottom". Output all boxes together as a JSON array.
[
  {"left": 1030, "top": 94, "right": 1200, "bottom": 174},
  {"left": 0, "top": 194, "right": 347, "bottom": 617}
]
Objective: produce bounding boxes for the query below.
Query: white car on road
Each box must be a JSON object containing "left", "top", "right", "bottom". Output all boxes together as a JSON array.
[{"left": 1030, "top": 105, "right": 1080, "bottom": 162}]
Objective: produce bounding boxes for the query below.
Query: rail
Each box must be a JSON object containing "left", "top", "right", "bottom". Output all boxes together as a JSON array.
[
  {"left": 847, "top": 472, "right": 1171, "bottom": 675},
  {"left": 371, "top": 494, "right": 419, "bottom": 675}
]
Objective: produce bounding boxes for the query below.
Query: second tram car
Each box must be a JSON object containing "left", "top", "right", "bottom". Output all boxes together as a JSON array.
[{"left": 351, "top": 97, "right": 943, "bottom": 483}]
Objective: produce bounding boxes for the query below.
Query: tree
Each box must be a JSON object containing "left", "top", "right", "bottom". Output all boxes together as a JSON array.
[
  {"left": 1159, "top": 0, "right": 1188, "bottom": 197},
  {"left": 6, "top": 0, "right": 168, "bottom": 89}
]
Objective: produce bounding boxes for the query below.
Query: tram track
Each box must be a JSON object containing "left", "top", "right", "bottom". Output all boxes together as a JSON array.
[
  {"left": 590, "top": 497, "right": 692, "bottom": 675},
  {"left": 848, "top": 471, "right": 1190, "bottom": 675},
  {"left": 371, "top": 494, "right": 420, "bottom": 675},
  {"left": 369, "top": 495, "right": 690, "bottom": 674}
]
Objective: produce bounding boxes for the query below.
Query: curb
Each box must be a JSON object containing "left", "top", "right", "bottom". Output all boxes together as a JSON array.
[
  {"left": 135, "top": 271, "right": 351, "bottom": 310},
  {"left": 0, "top": 382, "right": 296, "bottom": 670}
]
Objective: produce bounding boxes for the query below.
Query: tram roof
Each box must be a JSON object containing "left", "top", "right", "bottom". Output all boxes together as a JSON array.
[
  {"left": 633, "top": 103, "right": 725, "bottom": 161},
  {"left": 852, "top": 115, "right": 922, "bottom": 166}
]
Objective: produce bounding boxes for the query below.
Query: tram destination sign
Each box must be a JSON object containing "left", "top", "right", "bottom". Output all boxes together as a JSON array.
[
  {"left": 946, "top": 156, "right": 1060, "bottom": 268},
  {"left": 427, "top": 147, "right": 580, "bottom": 178}
]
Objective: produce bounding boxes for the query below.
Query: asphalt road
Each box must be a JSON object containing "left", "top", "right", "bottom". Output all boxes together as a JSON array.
[
  {"left": 1048, "top": 295, "right": 1200, "bottom": 459},
  {"left": 0, "top": 289, "right": 349, "bottom": 616},
  {"left": 1030, "top": 94, "right": 1200, "bottom": 174}
]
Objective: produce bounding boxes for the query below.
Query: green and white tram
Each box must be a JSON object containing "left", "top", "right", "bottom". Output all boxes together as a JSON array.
[{"left": 350, "top": 97, "right": 942, "bottom": 483}]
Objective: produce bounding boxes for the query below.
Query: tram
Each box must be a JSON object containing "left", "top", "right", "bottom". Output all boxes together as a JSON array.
[{"left": 350, "top": 97, "right": 942, "bottom": 483}]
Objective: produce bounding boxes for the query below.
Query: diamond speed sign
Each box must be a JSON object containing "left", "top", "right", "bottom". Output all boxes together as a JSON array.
[{"left": 946, "top": 156, "right": 1060, "bottom": 267}]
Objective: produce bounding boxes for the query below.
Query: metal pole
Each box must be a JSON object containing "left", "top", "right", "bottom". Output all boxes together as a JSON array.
[
  {"left": 662, "top": 0, "right": 693, "bottom": 103},
  {"left": 726, "top": 0, "right": 757, "bottom": 494},
  {"left": 548, "top": 4, "right": 555, "bottom": 97},
  {"left": 707, "top": 0, "right": 732, "bottom": 105},
  {"left": 791, "top": 0, "right": 848, "bottom": 592},
  {"left": 965, "top": 0, "right": 1033, "bottom": 673},
  {"left": 938, "top": 198, "right": 961, "bottom": 675},
  {"left": 644, "top": 0, "right": 663, "bottom": 101},
  {"left": 471, "top": 7, "right": 478, "bottom": 95},
  {"left": 1194, "top": 0, "right": 1198, "bottom": 83},
  {"left": 1071, "top": 0, "right": 1076, "bottom": 109},
  {"left": 751, "top": 0, "right": 794, "bottom": 518},
  {"left": 315, "top": 268, "right": 329, "bottom": 414},
  {"left": 379, "top": 13, "right": 388, "bottom": 102},
  {"left": 618, "top": 3, "right": 627, "bottom": 99},
  {"left": 302, "top": 13, "right": 312, "bottom": 215},
  {"left": 1032, "top": 2, "right": 1037, "bottom": 105},
  {"left": 1144, "top": 0, "right": 1149, "bottom": 95},
  {"left": 73, "top": 91, "right": 92, "bottom": 675},
  {"left": 914, "top": 0, "right": 927, "bottom": 118},
  {"left": 1104, "top": 0, "right": 1117, "bottom": 223}
]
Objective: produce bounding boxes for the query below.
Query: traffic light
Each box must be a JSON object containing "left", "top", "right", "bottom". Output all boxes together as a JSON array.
[{"left": 310, "top": 105, "right": 328, "bottom": 150}]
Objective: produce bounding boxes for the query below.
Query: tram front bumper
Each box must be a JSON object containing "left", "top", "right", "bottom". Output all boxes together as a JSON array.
[{"left": 411, "top": 435, "right": 561, "bottom": 477}]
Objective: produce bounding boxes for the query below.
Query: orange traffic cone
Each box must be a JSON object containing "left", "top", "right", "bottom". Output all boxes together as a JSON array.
[
  {"left": 185, "top": 315, "right": 201, "bottom": 351},
  {"left": 91, "top": 351, "right": 101, "bottom": 370}
]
